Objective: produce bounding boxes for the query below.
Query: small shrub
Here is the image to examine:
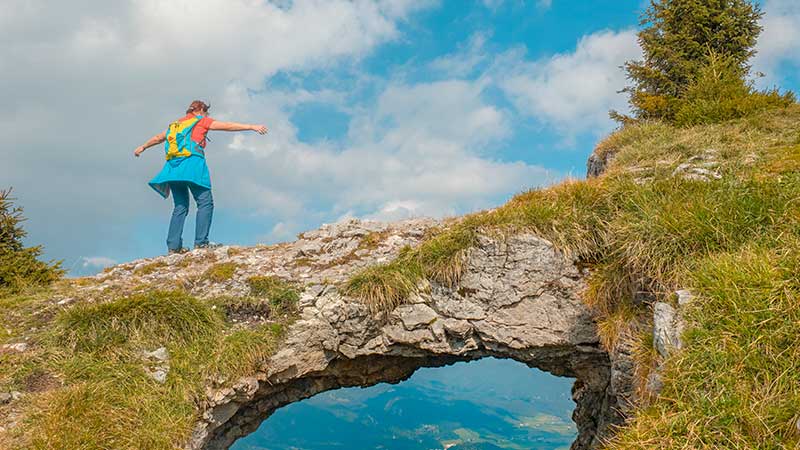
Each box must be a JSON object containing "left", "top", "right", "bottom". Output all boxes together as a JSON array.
[
  {"left": 617, "top": 0, "right": 763, "bottom": 122},
  {"left": 202, "top": 262, "right": 239, "bottom": 283},
  {"left": 0, "top": 189, "right": 63, "bottom": 293},
  {"left": 673, "top": 52, "right": 795, "bottom": 127}
]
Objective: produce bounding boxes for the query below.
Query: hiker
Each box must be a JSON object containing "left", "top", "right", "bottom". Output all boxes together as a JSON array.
[{"left": 134, "top": 100, "right": 267, "bottom": 254}]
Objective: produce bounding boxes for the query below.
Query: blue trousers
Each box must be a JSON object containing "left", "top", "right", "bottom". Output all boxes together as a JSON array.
[{"left": 167, "top": 182, "right": 213, "bottom": 250}]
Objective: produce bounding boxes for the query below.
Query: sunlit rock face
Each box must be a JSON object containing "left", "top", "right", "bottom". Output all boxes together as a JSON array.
[{"left": 157, "top": 226, "right": 629, "bottom": 450}]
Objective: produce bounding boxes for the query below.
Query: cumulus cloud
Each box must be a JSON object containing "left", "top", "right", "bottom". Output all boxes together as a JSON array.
[
  {"left": 2, "top": 0, "right": 557, "bottom": 268},
  {"left": 498, "top": 29, "right": 640, "bottom": 133},
  {"left": 0, "top": 0, "right": 436, "bottom": 264},
  {"left": 428, "top": 28, "right": 640, "bottom": 134},
  {"left": 214, "top": 78, "right": 551, "bottom": 229},
  {"left": 753, "top": 0, "right": 800, "bottom": 86},
  {"left": 429, "top": 32, "right": 491, "bottom": 77}
]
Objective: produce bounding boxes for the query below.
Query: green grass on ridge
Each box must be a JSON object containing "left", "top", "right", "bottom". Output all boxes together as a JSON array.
[{"left": 344, "top": 105, "right": 800, "bottom": 448}]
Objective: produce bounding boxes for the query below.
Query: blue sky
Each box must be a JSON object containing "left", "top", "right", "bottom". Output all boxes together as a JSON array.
[{"left": 1, "top": 0, "right": 798, "bottom": 275}]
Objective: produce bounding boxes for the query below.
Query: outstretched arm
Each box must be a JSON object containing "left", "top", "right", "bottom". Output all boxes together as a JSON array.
[
  {"left": 209, "top": 121, "right": 268, "bottom": 134},
  {"left": 134, "top": 132, "right": 166, "bottom": 157}
]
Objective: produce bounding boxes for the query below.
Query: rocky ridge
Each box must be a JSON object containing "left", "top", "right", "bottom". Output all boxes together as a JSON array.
[
  {"left": 86, "top": 218, "right": 439, "bottom": 301},
  {"left": 79, "top": 217, "right": 631, "bottom": 450}
]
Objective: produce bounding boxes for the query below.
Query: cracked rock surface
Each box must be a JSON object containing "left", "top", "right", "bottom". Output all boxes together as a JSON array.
[{"left": 86, "top": 218, "right": 439, "bottom": 301}]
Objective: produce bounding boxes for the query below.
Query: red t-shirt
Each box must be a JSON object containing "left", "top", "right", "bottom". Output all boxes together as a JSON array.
[{"left": 179, "top": 114, "right": 214, "bottom": 148}]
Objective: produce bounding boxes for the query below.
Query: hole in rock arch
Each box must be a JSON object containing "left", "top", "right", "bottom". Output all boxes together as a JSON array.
[{"left": 230, "top": 357, "right": 577, "bottom": 450}]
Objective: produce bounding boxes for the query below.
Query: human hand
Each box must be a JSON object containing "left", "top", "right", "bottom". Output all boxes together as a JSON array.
[
  {"left": 251, "top": 125, "right": 268, "bottom": 135},
  {"left": 134, "top": 146, "right": 145, "bottom": 157}
]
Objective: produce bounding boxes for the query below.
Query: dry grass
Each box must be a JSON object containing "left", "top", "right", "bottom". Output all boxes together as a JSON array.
[
  {"left": 358, "top": 230, "right": 391, "bottom": 250},
  {"left": 226, "top": 247, "right": 244, "bottom": 257},
  {"left": 202, "top": 262, "right": 240, "bottom": 283},
  {"left": 630, "top": 329, "right": 661, "bottom": 404},
  {"left": 595, "top": 303, "right": 640, "bottom": 351},
  {"left": 344, "top": 254, "right": 423, "bottom": 313},
  {"left": 607, "top": 246, "right": 800, "bottom": 449},
  {"left": 0, "top": 289, "right": 297, "bottom": 449}
]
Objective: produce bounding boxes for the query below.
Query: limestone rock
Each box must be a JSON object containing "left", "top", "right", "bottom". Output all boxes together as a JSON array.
[
  {"left": 587, "top": 150, "right": 615, "bottom": 178},
  {"left": 653, "top": 302, "right": 681, "bottom": 358},
  {"left": 653, "top": 291, "right": 690, "bottom": 359},
  {"left": 142, "top": 347, "right": 170, "bottom": 384},
  {"left": 1, "top": 343, "right": 28, "bottom": 353},
  {"left": 648, "top": 290, "right": 692, "bottom": 396},
  {"left": 143, "top": 347, "right": 169, "bottom": 362},
  {"left": 149, "top": 368, "right": 169, "bottom": 384},
  {"left": 676, "top": 289, "right": 693, "bottom": 306},
  {"left": 186, "top": 231, "right": 624, "bottom": 450},
  {"left": 85, "top": 218, "right": 440, "bottom": 300}
]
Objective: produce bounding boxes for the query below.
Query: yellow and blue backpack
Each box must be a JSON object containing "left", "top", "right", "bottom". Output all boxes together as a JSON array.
[{"left": 164, "top": 116, "right": 205, "bottom": 160}]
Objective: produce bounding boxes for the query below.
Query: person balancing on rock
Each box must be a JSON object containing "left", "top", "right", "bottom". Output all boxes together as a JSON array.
[{"left": 134, "top": 100, "right": 267, "bottom": 254}]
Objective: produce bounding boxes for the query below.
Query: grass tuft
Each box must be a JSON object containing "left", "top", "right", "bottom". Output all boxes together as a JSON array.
[
  {"left": 202, "top": 262, "right": 239, "bottom": 283},
  {"left": 55, "top": 291, "right": 221, "bottom": 353},
  {"left": 246, "top": 276, "right": 300, "bottom": 312},
  {"left": 608, "top": 246, "right": 800, "bottom": 448},
  {"left": 344, "top": 255, "right": 423, "bottom": 314}
]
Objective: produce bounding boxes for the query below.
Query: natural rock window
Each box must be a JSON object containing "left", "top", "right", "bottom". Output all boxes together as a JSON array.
[{"left": 230, "top": 357, "right": 577, "bottom": 449}]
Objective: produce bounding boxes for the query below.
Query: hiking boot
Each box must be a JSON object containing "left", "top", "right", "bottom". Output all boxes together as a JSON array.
[
  {"left": 168, "top": 247, "right": 190, "bottom": 255},
  {"left": 195, "top": 242, "right": 223, "bottom": 250}
]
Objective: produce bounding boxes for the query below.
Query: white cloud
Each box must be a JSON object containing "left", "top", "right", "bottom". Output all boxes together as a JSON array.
[
  {"left": 82, "top": 256, "right": 117, "bottom": 269},
  {"left": 753, "top": 0, "right": 800, "bottom": 86},
  {"left": 1, "top": 0, "right": 609, "bottom": 270},
  {"left": 498, "top": 29, "right": 640, "bottom": 133},
  {"left": 0, "top": 0, "right": 439, "bottom": 263},
  {"left": 214, "top": 78, "right": 551, "bottom": 227},
  {"left": 429, "top": 32, "right": 491, "bottom": 77},
  {"left": 260, "top": 222, "right": 297, "bottom": 244}
]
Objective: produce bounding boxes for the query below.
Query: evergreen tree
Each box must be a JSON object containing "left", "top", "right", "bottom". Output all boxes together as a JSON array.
[
  {"left": 616, "top": 0, "right": 763, "bottom": 122},
  {"left": 0, "top": 188, "right": 63, "bottom": 292}
]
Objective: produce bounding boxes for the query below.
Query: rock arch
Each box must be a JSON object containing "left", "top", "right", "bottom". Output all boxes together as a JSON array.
[{"left": 187, "top": 233, "right": 624, "bottom": 450}]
